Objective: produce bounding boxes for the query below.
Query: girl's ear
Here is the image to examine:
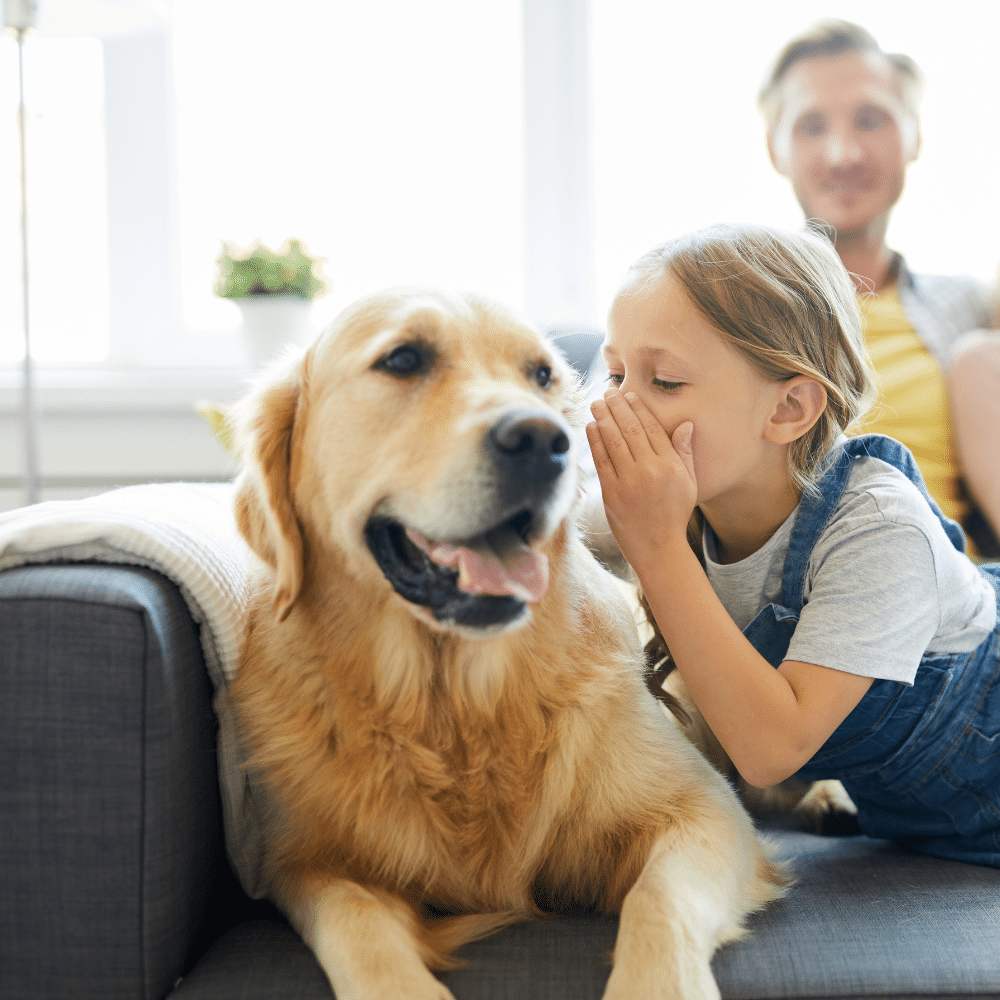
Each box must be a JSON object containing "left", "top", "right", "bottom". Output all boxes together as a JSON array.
[{"left": 765, "top": 376, "right": 827, "bottom": 445}]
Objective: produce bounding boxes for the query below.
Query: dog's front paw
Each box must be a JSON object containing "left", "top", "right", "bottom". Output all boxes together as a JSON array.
[
  {"left": 335, "top": 969, "right": 456, "bottom": 1000},
  {"left": 796, "top": 779, "right": 860, "bottom": 836},
  {"left": 411, "top": 976, "right": 456, "bottom": 1000},
  {"left": 603, "top": 957, "right": 720, "bottom": 1000}
]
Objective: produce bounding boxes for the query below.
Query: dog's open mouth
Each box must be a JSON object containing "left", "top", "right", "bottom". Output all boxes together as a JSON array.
[{"left": 365, "top": 509, "right": 549, "bottom": 628}]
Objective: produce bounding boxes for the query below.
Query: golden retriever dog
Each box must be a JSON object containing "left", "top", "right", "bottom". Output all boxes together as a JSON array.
[{"left": 228, "top": 287, "right": 786, "bottom": 1000}]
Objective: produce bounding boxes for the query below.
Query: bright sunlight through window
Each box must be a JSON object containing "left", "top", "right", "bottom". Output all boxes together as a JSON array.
[
  {"left": 0, "top": 35, "right": 110, "bottom": 364},
  {"left": 1, "top": 1, "right": 997, "bottom": 366},
  {"left": 172, "top": 0, "right": 525, "bottom": 335}
]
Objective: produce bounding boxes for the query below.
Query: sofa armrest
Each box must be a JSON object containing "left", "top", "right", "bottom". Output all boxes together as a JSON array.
[{"left": 0, "top": 563, "right": 226, "bottom": 1000}]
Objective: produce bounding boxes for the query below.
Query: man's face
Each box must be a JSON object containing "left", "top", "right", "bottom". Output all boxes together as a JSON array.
[{"left": 768, "top": 50, "right": 920, "bottom": 242}]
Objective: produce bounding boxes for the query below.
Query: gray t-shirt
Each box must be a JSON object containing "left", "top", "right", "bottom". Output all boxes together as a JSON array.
[{"left": 704, "top": 450, "right": 997, "bottom": 685}]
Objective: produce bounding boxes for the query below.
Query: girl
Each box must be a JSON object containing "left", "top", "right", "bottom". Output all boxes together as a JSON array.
[{"left": 587, "top": 223, "right": 1000, "bottom": 868}]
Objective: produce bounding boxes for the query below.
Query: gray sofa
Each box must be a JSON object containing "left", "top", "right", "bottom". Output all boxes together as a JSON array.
[{"left": 3, "top": 561, "right": 1000, "bottom": 1000}]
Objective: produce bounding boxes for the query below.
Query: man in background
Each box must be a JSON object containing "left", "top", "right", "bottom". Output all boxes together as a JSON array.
[{"left": 760, "top": 19, "right": 999, "bottom": 555}]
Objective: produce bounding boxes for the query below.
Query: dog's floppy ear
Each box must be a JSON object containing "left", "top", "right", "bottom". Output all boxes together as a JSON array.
[{"left": 233, "top": 359, "right": 306, "bottom": 621}]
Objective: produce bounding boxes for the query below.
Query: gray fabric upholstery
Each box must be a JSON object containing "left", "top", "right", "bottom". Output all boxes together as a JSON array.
[
  {"left": 0, "top": 564, "right": 225, "bottom": 1000},
  {"left": 714, "top": 821, "right": 1000, "bottom": 999},
  {"left": 547, "top": 327, "right": 604, "bottom": 382},
  {"left": 170, "top": 823, "right": 1000, "bottom": 1000},
  {"left": 170, "top": 920, "right": 332, "bottom": 999}
]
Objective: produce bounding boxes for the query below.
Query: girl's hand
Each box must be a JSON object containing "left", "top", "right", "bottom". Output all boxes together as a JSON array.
[{"left": 586, "top": 388, "right": 697, "bottom": 572}]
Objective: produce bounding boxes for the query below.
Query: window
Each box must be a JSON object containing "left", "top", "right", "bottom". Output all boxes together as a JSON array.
[
  {"left": 0, "top": 35, "right": 110, "bottom": 364},
  {"left": 2, "top": 1, "right": 524, "bottom": 369},
  {"left": 2, "top": 1, "right": 998, "bottom": 369},
  {"left": 172, "top": 0, "right": 524, "bottom": 337}
]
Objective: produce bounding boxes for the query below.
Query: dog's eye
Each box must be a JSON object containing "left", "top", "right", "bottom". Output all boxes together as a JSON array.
[
  {"left": 534, "top": 364, "right": 553, "bottom": 389},
  {"left": 377, "top": 343, "right": 431, "bottom": 378}
]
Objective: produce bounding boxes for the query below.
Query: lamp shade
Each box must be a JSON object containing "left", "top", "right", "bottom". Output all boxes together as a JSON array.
[{"left": 3, "top": 0, "right": 167, "bottom": 36}]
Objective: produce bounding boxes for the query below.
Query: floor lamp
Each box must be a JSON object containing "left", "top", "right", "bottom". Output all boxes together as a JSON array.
[
  {"left": 6, "top": 0, "right": 39, "bottom": 504},
  {"left": 4, "top": 0, "right": 166, "bottom": 507}
]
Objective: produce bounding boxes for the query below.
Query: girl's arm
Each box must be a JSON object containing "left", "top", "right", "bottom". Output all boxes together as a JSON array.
[
  {"left": 636, "top": 544, "right": 871, "bottom": 787},
  {"left": 587, "top": 389, "right": 871, "bottom": 788}
]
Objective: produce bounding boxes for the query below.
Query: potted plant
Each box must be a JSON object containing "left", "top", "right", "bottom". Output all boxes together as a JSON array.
[{"left": 214, "top": 238, "right": 329, "bottom": 367}]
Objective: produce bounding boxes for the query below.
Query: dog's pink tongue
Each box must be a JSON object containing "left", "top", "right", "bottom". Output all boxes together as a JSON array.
[{"left": 406, "top": 529, "right": 549, "bottom": 604}]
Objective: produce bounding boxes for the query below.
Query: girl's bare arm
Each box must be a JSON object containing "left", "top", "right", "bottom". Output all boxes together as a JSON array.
[{"left": 637, "top": 547, "right": 871, "bottom": 787}]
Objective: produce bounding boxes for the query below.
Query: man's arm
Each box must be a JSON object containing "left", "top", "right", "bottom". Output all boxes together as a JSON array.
[{"left": 949, "top": 331, "right": 1000, "bottom": 548}]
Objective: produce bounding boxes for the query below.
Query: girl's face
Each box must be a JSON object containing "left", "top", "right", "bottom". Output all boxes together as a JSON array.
[{"left": 603, "top": 273, "right": 793, "bottom": 511}]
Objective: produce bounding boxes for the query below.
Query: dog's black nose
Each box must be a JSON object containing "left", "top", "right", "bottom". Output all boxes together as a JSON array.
[
  {"left": 491, "top": 410, "right": 570, "bottom": 458},
  {"left": 489, "top": 409, "right": 571, "bottom": 486}
]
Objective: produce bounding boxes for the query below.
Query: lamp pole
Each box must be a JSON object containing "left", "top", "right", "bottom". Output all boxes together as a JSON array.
[{"left": 7, "top": 0, "right": 41, "bottom": 504}]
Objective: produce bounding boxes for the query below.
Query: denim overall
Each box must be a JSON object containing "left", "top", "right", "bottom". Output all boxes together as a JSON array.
[{"left": 743, "top": 434, "right": 1000, "bottom": 867}]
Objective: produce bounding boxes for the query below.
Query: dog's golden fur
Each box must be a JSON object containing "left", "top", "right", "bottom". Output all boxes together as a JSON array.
[{"left": 229, "top": 287, "right": 786, "bottom": 999}]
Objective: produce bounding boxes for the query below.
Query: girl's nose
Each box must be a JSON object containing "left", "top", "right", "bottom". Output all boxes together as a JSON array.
[{"left": 618, "top": 372, "right": 637, "bottom": 396}]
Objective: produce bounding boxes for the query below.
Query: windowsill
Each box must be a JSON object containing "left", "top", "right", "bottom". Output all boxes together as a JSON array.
[
  {"left": 0, "top": 366, "right": 254, "bottom": 414},
  {"left": 0, "top": 366, "right": 248, "bottom": 508}
]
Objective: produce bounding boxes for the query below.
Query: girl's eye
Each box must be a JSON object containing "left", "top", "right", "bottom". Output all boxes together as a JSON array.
[
  {"left": 653, "top": 378, "right": 684, "bottom": 392},
  {"left": 606, "top": 373, "right": 624, "bottom": 385}
]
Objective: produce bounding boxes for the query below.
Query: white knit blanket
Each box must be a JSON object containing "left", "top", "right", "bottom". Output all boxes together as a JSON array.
[{"left": 0, "top": 482, "right": 253, "bottom": 688}]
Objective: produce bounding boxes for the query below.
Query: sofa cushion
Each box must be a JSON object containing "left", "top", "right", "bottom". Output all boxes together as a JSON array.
[
  {"left": 170, "top": 818, "right": 1000, "bottom": 999},
  {"left": 715, "top": 817, "right": 1000, "bottom": 999}
]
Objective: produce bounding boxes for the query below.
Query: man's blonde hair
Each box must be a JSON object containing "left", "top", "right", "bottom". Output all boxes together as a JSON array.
[
  {"left": 626, "top": 223, "right": 878, "bottom": 494},
  {"left": 758, "top": 19, "right": 923, "bottom": 136}
]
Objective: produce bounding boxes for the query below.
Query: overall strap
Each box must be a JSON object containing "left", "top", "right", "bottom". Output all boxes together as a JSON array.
[
  {"left": 779, "top": 444, "right": 855, "bottom": 614},
  {"left": 778, "top": 434, "right": 966, "bottom": 615}
]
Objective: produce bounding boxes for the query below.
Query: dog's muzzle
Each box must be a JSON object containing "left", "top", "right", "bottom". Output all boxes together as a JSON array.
[{"left": 365, "top": 408, "right": 573, "bottom": 631}]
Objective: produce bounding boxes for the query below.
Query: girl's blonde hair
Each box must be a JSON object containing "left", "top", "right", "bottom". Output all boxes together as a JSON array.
[{"left": 625, "top": 223, "right": 878, "bottom": 494}]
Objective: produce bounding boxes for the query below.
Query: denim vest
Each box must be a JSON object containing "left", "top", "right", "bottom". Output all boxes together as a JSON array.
[{"left": 744, "top": 434, "right": 1000, "bottom": 866}]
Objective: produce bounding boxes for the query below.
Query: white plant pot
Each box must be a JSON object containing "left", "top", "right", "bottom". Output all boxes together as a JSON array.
[{"left": 236, "top": 295, "right": 315, "bottom": 368}]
